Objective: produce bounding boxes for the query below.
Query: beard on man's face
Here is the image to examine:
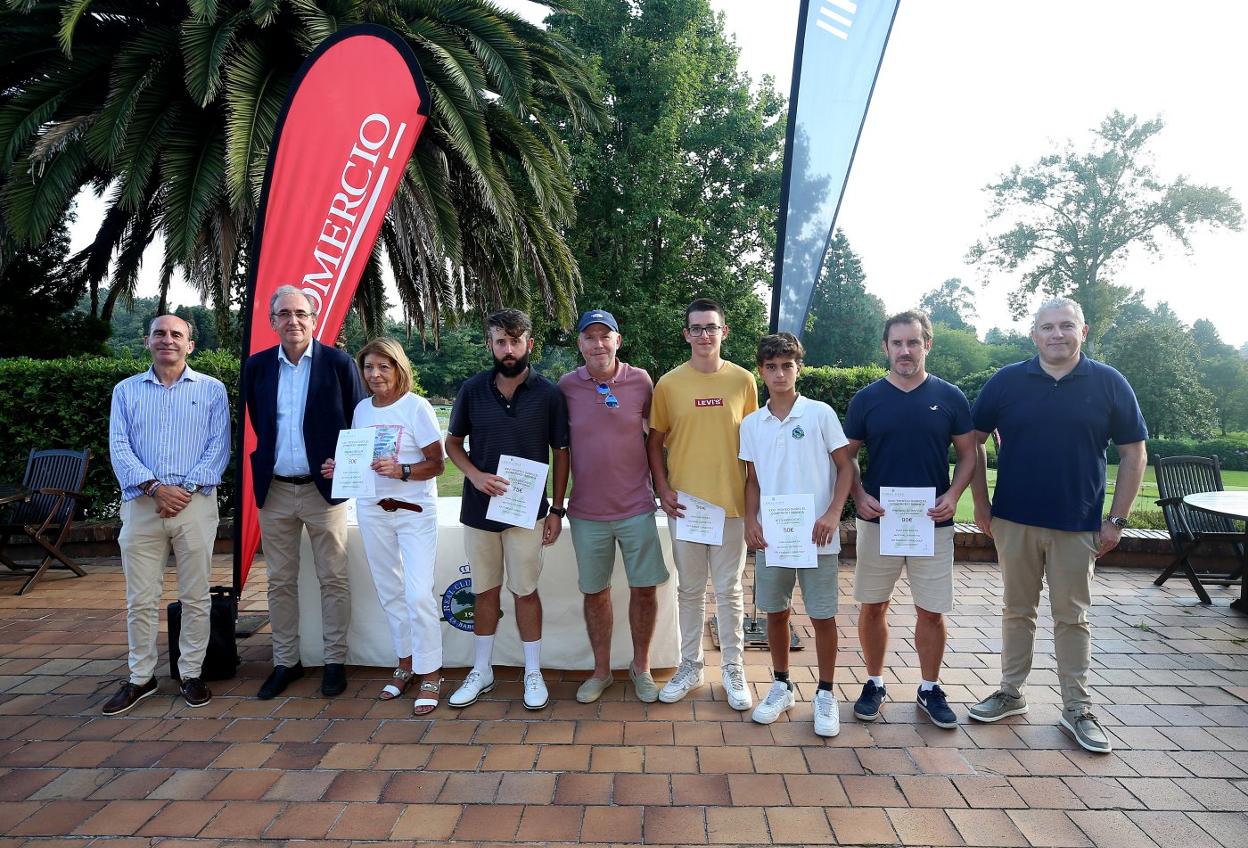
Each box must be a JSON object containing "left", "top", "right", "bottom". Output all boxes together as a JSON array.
[{"left": 493, "top": 350, "right": 530, "bottom": 378}]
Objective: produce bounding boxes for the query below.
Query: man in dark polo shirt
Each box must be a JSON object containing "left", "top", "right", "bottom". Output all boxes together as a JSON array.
[
  {"left": 969, "top": 296, "right": 1147, "bottom": 754},
  {"left": 445, "top": 308, "right": 570, "bottom": 711},
  {"left": 843, "top": 310, "right": 977, "bottom": 729}
]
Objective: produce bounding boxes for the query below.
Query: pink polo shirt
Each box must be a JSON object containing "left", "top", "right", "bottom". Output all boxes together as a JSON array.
[{"left": 558, "top": 363, "right": 658, "bottom": 521}]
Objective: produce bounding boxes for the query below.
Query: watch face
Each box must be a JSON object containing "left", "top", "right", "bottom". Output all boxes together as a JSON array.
[{"left": 182, "top": 482, "right": 198, "bottom": 494}]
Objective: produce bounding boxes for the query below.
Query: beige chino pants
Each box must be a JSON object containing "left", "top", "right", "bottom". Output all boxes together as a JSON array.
[
  {"left": 258, "top": 480, "right": 351, "bottom": 666},
  {"left": 119, "top": 493, "right": 218, "bottom": 684},
  {"left": 992, "top": 517, "right": 1098, "bottom": 711}
]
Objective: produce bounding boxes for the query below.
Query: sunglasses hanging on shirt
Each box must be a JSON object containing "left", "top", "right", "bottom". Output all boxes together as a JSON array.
[{"left": 596, "top": 382, "right": 619, "bottom": 408}]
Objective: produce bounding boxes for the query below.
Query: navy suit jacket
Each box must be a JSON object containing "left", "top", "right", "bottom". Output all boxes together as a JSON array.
[{"left": 243, "top": 339, "right": 366, "bottom": 508}]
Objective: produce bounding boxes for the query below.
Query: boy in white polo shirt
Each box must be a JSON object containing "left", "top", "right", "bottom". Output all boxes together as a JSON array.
[{"left": 740, "top": 333, "right": 854, "bottom": 736}]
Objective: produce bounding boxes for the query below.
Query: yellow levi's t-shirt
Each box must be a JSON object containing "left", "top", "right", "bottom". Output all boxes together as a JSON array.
[{"left": 650, "top": 360, "right": 759, "bottom": 517}]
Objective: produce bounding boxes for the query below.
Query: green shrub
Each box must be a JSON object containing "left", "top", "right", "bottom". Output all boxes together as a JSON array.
[
  {"left": 0, "top": 352, "right": 241, "bottom": 519},
  {"left": 1108, "top": 433, "right": 1248, "bottom": 472},
  {"left": 795, "top": 364, "right": 887, "bottom": 414},
  {"left": 1127, "top": 509, "right": 1169, "bottom": 530}
]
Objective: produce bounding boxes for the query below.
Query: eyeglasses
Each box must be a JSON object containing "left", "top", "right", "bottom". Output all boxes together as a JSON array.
[
  {"left": 272, "top": 309, "right": 314, "bottom": 322},
  {"left": 686, "top": 324, "right": 723, "bottom": 337},
  {"left": 596, "top": 383, "right": 619, "bottom": 409}
]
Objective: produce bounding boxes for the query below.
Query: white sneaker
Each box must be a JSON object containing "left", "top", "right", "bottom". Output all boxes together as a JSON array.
[
  {"left": 813, "top": 689, "right": 841, "bottom": 737},
  {"left": 523, "top": 670, "right": 549, "bottom": 710},
  {"left": 751, "top": 680, "right": 795, "bottom": 724},
  {"left": 722, "top": 663, "right": 752, "bottom": 711},
  {"left": 658, "top": 660, "right": 704, "bottom": 703},
  {"left": 448, "top": 669, "right": 494, "bottom": 708}
]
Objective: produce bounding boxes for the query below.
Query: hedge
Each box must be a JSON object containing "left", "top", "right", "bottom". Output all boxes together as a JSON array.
[
  {"left": 1107, "top": 433, "right": 1248, "bottom": 472},
  {"left": 0, "top": 352, "right": 242, "bottom": 519}
]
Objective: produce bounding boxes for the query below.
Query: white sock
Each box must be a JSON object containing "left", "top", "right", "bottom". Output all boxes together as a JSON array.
[
  {"left": 868, "top": 675, "right": 885, "bottom": 688},
  {"left": 920, "top": 679, "right": 938, "bottom": 692},
  {"left": 473, "top": 634, "right": 494, "bottom": 675},
  {"left": 522, "top": 639, "right": 542, "bottom": 675}
]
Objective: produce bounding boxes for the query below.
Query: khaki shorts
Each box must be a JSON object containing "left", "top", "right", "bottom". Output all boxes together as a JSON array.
[
  {"left": 464, "top": 524, "right": 545, "bottom": 596},
  {"left": 853, "top": 520, "right": 955, "bottom": 614},
  {"left": 569, "top": 512, "right": 669, "bottom": 594}
]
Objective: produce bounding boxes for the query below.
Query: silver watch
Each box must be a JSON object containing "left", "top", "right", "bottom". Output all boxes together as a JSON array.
[
  {"left": 182, "top": 482, "right": 202, "bottom": 494},
  {"left": 1106, "top": 515, "right": 1128, "bottom": 529}
]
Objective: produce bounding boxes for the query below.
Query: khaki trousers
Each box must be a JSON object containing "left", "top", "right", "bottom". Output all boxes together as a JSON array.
[
  {"left": 670, "top": 518, "right": 747, "bottom": 667},
  {"left": 992, "top": 517, "right": 1098, "bottom": 711},
  {"left": 118, "top": 494, "right": 218, "bottom": 684},
  {"left": 258, "top": 481, "right": 350, "bottom": 665}
]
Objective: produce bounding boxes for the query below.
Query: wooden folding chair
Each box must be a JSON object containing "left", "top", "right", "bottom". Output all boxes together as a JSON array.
[
  {"left": 0, "top": 449, "right": 92, "bottom": 595},
  {"left": 1154, "top": 454, "right": 1246, "bottom": 604}
]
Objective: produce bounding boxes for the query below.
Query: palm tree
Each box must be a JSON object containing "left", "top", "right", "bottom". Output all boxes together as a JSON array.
[{"left": 0, "top": 0, "right": 603, "bottom": 340}]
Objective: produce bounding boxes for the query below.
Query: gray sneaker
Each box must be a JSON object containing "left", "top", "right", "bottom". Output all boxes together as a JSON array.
[
  {"left": 1060, "top": 708, "right": 1112, "bottom": 753},
  {"left": 967, "top": 690, "right": 1029, "bottom": 722},
  {"left": 629, "top": 666, "right": 659, "bottom": 703}
]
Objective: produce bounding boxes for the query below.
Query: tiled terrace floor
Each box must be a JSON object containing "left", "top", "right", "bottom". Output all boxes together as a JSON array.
[{"left": 1, "top": 556, "right": 1246, "bottom": 847}]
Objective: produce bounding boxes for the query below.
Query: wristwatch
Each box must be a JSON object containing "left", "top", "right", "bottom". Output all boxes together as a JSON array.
[
  {"left": 1106, "top": 515, "right": 1128, "bottom": 529},
  {"left": 400, "top": 464, "right": 412, "bottom": 482},
  {"left": 549, "top": 506, "right": 567, "bottom": 518},
  {"left": 182, "top": 482, "right": 201, "bottom": 494}
]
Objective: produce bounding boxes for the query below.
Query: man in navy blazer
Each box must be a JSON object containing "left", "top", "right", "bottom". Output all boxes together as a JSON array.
[{"left": 243, "top": 284, "right": 366, "bottom": 699}]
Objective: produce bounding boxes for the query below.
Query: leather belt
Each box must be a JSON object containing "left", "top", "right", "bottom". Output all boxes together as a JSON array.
[
  {"left": 273, "top": 474, "right": 315, "bottom": 485},
  {"left": 379, "top": 498, "right": 423, "bottom": 513}
]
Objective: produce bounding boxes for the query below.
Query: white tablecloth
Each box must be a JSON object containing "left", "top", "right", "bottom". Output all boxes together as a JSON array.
[{"left": 295, "top": 498, "right": 680, "bottom": 669}]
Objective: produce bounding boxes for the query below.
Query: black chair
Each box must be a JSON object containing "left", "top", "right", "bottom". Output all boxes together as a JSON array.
[
  {"left": 1154, "top": 454, "right": 1246, "bottom": 604},
  {"left": 0, "top": 449, "right": 92, "bottom": 595}
]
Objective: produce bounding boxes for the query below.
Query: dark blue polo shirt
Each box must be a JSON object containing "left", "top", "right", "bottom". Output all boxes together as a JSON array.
[
  {"left": 843, "top": 375, "right": 973, "bottom": 528},
  {"left": 448, "top": 368, "right": 570, "bottom": 532},
  {"left": 971, "top": 354, "right": 1147, "bottom": 532}
]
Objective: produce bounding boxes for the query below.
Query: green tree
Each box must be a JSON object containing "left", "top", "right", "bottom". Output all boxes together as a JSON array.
[
  {"left": 1191, "top": 319, "right": 1248, "bottom": 434},
  {"left": 1104, "top": 310, "right": 1218, "bottom": 439},
  {"left": 926, "top": 325, "right": 991, "bottom": 386},
  {"left": 0, "top": 0, "right": 604, "bottom": 340},
  {"left": 919, "top": 278, "right": 977, "bottom": 331},
  {"left": 0, "top": 216, "right": 110, "bottom": 358},
  {"left": 548, "top": 0, "right": 782, "bottom": 376},
  {"left": 804, "top": 230, "right": 886, "bottom": 368},
  {"left": 967, "top": 111, "right": 1242, "bottom": 352},
  {"left": 982, "top": 327, "right": 1034, "bottom": 367}
]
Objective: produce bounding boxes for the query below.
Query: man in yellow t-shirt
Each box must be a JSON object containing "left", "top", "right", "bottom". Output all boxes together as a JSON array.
[{"left": 647, "top": 298, "right": 759, "bottom": 709}]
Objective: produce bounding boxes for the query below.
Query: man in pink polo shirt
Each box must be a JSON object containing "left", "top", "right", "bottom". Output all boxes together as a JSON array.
[{"left": 559, "top": 309, "right": 670, "bottom": 704}]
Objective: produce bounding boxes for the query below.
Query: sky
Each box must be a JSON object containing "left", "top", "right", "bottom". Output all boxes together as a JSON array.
[{"left": 70, "top": 0, "right": 1248, "bottom": 346}]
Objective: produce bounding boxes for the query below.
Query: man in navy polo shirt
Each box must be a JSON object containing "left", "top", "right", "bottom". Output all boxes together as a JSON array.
[
  {"left": 968, "top": 297, "right": 1147, "bottom": 754},
  {"left": 445, "top": 308, "right": 570, "bottom": 711},
  {"left": 843, "top": 310, "right": 977, "bottom": 729}
]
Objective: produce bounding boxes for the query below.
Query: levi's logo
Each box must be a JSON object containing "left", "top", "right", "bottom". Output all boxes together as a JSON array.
[{"left": 694, "top": 398, "right": 724, "bottom": 407}]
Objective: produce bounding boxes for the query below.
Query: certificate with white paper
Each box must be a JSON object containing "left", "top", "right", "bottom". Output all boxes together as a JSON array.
[
  {"left": 331, "top": 428, "right": 376, "bottom": 499},
  {"left": 486, "top": 454, "right": 549, "bottom": 529},
  {"left": 674, "top": 491, "right": 725, "bottom": 546},
  {"left": 760, "top": 494, "right": 817, "bottom": 568},
  {"left": 879, "top": 486, "right": 935, "bottom": 556}
]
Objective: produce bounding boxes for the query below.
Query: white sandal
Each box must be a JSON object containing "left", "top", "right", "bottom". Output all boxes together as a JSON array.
[
  {"left": 379, "top": 668, "right": 414, "bottom": 700},
  {"left": 413, "top": 678, "right": 443, "bottom": 715}
]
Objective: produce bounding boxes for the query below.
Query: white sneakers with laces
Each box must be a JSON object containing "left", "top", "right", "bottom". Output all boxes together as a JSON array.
[
  {"left": 751, "top": 680, "right": 795, "bottom": 724},
  {"left": 659, "top": 660, "right": 705, "bottom": 703}
]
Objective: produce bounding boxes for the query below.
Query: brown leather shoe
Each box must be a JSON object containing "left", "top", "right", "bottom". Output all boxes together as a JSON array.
[
  {"left": 180, "top": 677, "right": 212, "bottom": 708},
  {"left": 102, "top": 678, "right": 158, "bottom": 716}
]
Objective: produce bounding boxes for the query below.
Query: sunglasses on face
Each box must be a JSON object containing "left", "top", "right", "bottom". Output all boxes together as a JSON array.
[{"left": 596, "top": 382, "right": 619, "bottom": 408}]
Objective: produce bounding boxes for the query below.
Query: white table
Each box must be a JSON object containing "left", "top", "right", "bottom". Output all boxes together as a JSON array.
[
  {"left": 1183, "top": 491, "right": 1248, "bottom": 614},
  {"left": 294, "top": 498, "right": 681, "bottom": 668}
]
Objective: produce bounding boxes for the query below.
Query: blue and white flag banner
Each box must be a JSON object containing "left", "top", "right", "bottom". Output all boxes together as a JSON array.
[{"left": 771, "top": 0, "right": 900, "bottom": 336}]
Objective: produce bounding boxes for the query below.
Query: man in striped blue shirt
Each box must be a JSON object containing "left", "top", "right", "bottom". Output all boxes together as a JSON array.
[{"left": 105, "top": 314, "right": 230, "bottom": 716}]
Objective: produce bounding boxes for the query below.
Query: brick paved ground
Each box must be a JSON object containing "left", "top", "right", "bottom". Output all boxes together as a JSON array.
[{"left": 1, "top": 556, "right": 1246, "bottom": 847}]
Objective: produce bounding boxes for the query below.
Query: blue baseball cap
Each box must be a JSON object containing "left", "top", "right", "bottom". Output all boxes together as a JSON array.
[{"left": 577, "top": 309, "right": 619, "bottom": 333}]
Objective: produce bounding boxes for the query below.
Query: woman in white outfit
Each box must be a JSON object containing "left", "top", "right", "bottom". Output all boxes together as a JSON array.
[{"left": 322, "top": 337, "right": 445, "bottom": 714}]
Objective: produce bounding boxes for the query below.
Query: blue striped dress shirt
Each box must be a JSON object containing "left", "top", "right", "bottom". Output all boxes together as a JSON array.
[
  {"left": 273, "top": 342, "right": 313, "bottom": 476},
  {"left": 109, "top": 364, "right": 232, "bottom": 502}
]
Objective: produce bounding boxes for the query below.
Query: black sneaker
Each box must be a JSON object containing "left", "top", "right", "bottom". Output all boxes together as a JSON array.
[
  {"left": 917, "top": 685, "right": 958, "bottom": 728},
  {"left": 102, "top": 678, "right": 158, "bottom": 716},
  {"left": 853, "top": 680, "right": 887, "bottom": 721},
  {"left": 180, "top": 677, "right": 212, "bottom": 708}
]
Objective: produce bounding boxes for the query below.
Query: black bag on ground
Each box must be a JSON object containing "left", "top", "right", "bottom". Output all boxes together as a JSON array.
[{"left": 168, "top": 585, "right": 240, "bottom": 681}]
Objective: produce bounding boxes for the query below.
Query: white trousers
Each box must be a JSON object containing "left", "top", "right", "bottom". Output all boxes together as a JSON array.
[
  {"left": 669, "top": 517, "right": 746, "bottom": 667},
  {"left": 356, "top": 499, "right": 442, "bottom": 675},
  {"left": 118, "top": 494, "right": 218, "bottom": 684}
]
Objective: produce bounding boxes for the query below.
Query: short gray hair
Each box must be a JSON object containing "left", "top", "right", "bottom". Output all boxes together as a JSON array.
[
  {"left": 269, "top": 285, "right": 316, "bottom": 316},
  {"left": 1033, "top": 296, "right": 1085, "bottom": 328}
]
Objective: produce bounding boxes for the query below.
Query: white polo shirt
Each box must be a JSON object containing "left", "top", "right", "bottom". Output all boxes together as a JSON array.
[{"left": 738, "top": 395, "right": 850, "bottom": 554}]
